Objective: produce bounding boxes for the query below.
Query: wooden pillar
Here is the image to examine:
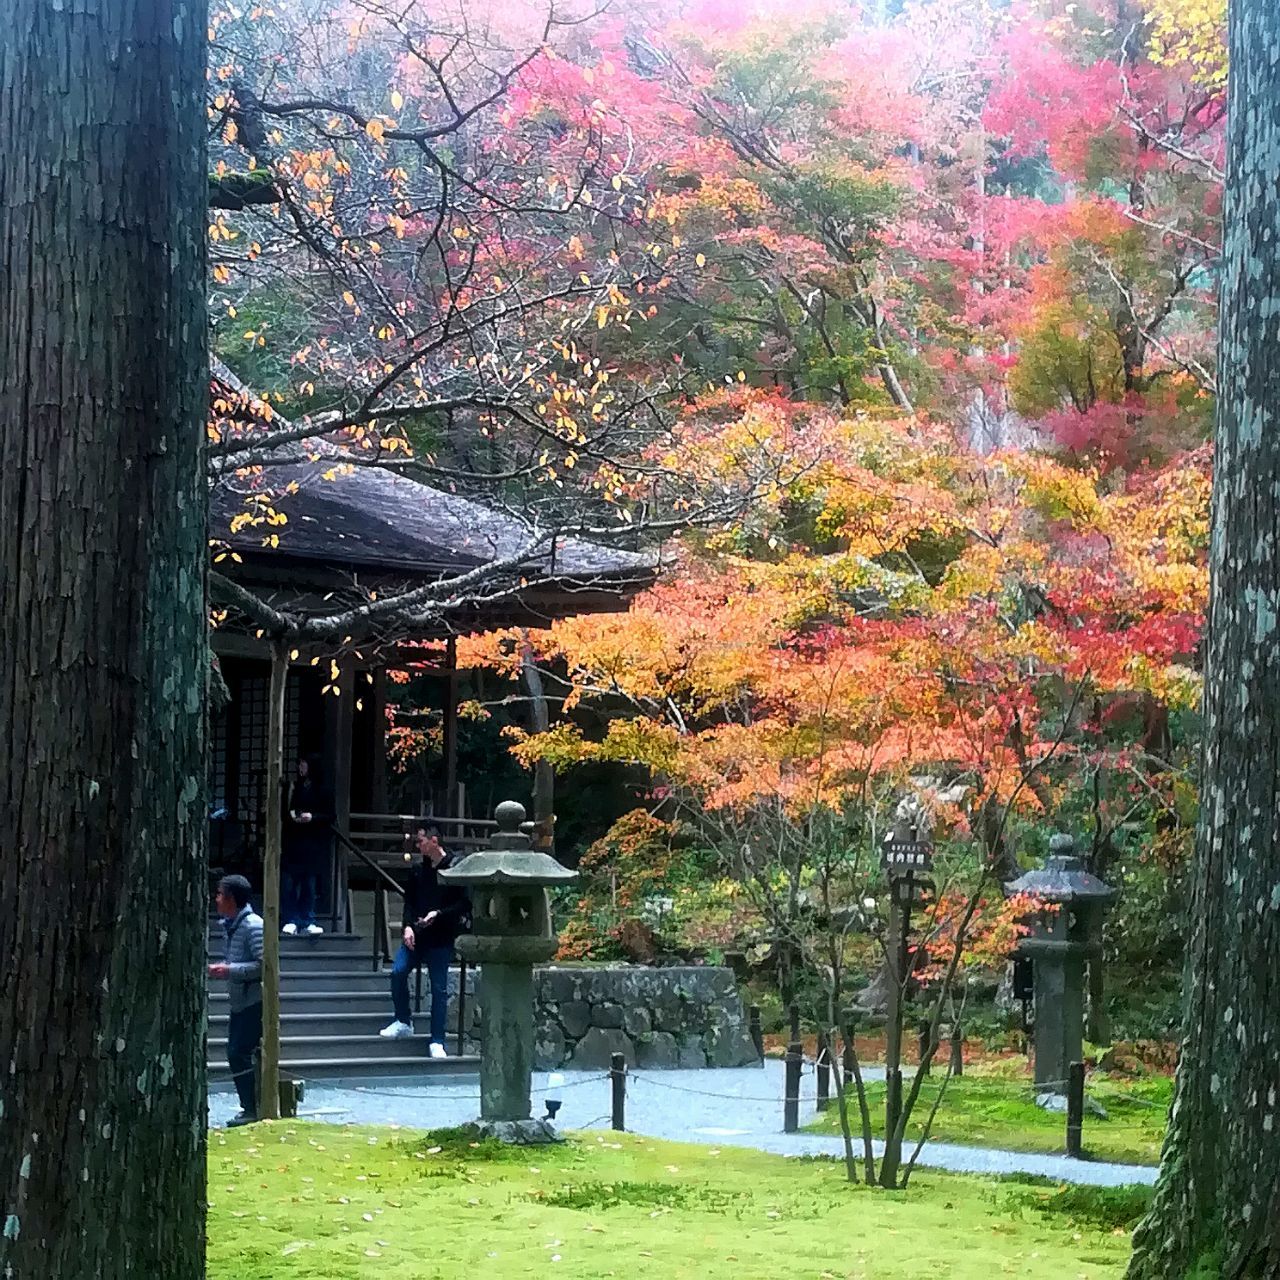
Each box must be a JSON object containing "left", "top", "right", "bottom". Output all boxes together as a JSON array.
[
  {"left": 325, "top": 660, "right": 354, "bottom": 933},
  {"left": 443, "top": 636, "right": 459, "bottom": 817},
  {"left": 520, "top": 633, "right": 555, "bottom": 852},
  {"left": 260, "top": 641, "right": 289, "bottom": 1121},
  {"left": 370, "top": 666, "right": 389, "bottom": 812}
]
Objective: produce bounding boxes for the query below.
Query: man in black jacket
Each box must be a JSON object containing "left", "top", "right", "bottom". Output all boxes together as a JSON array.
[{"left": 379, "top": 823, "right": 469, "bottom": 1056}]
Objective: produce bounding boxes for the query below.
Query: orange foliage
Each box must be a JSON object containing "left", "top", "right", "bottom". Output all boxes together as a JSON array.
[{"left": 464, "top": 400, "right": 1205, "bottom": 836}]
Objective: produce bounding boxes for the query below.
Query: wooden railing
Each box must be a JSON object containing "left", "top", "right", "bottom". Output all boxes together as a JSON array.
[{"left": 346, "top": 811, "right": 497, "bottom": 874}]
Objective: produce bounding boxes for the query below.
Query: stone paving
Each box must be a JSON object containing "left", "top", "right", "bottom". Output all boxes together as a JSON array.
[{"left": 211, "top": 1059, "right": 1156, "bottom": 1188}]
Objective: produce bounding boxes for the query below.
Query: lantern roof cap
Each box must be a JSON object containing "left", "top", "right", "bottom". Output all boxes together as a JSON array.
[
  {"left": 1005, "top": 833, "right": 1116, "bottom": 903},
  {"left": 438, "top": 801, "right": 577, "bottom": 887}
]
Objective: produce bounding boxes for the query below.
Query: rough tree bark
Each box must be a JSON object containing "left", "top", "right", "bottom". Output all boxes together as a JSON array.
[
  {"left": 1128, "top": 3, "right": 1280, "bottom": 1275},
  {"left": 0, "top": 1, "right": 208, "bottom": 1276}
]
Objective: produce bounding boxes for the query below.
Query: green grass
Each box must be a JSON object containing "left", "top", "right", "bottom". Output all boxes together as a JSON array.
[
  {"left": 805, "top": 1069, "right": 1171, "bottom": 1166},
  {"left": 208, "top": 1122, "right": 1137, "bottom": 1279}
]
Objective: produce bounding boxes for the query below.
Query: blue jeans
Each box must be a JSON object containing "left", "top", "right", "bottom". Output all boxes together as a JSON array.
[
  {"left": 227, "top": 1002, "right": 262, "bottom": 1115},
  {"left": 282, "top": 861, "right": 317, "bottom": 928},
  {"left": 390, "top": 943, "right": 451, "bottom": 1043}
]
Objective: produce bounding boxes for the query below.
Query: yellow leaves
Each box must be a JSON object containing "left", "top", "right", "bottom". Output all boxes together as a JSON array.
[
  {"left": 695, "top": 253, "right": 706, "bottom": 268},
  {"left": 1005, "top": 453, "right": 1107, "bottom": 532},
  {"left": 212, "top": 264, "right": 231, "bottom": 285},
  {"left": 390, "top": 90, "right": 404, "bottom": 111},
  {"left": 365, "top": 118, "right": 386, "bottom": 143},
  {"left": 596, "top": 306, "right": 609, "bottom": 330},
  {"left": 1145, "top": 0, "right": 1226, "bottom": 89},
  {"left": 567, "top": 234, "right": 585, "bottom": 260},
  {"left": 342, "top": 290, "right": 356, "bottom": 307}
]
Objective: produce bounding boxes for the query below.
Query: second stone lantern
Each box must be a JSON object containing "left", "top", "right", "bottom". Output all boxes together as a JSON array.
[
  {"left": 1007, "top": 832, "right": 1117, "bottom": 1101},
  {"left": 439, "top": 800, "right": 576, "bottom": 1142}
]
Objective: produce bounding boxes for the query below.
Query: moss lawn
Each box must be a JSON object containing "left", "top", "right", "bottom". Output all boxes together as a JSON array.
[
  {"left": 805, "top": 1068, "right": 1170, "bottom": 1166},
  {"left": 208, "top": 1121, "right": 1141, "bottom": 1279}
]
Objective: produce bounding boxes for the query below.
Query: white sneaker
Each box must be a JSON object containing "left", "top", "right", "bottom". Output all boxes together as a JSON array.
[
  {"left": 304, "top": 924, "right": 324, "bottom": 936},
  {"left": 281, "top": 923, "right": 298, "bottom": 936},
  {"left": 428, "top": 1041, "right": 448, "bottom": 1059},
  {"left": 379, "top": 1020, "right": 414, "bottom": 1039}
]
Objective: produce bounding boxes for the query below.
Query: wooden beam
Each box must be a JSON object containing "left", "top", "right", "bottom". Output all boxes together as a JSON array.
[
  {"left": 370, "top": 667, "right": 389, "bottom": 813},
  {"left": 259, "top": 640, "right": 288, "bottom": 1121},
  {"left": 443, "top": 636, "right": 459, "bottom": 817},
  {"left": 326, "top": 662, "right": 355, "bottom": 932},
  {"left": 521, "top": 635, "right": 555, "bottom": 853}
]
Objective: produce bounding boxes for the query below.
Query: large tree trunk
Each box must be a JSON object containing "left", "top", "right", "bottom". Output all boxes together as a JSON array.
[
  {"left": 1128, "top": 4, "right": 1280, "bottom": 1276},
  {"left": 0, "top": 2, "right": 208, "bottom": 1276}
]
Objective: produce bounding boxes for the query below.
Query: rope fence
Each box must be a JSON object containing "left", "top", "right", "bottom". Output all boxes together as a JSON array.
[{"left": 210, "top": 1021, "right": 1166, "bottom": 1159}]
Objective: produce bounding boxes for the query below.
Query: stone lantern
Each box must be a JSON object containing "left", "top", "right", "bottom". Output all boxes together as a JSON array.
[
  {"left": 439, "top": 800, "right": 576, "bottom": 1142},
  {"left": 1006, "top": 833, "right": 1116, "bottom": 1098}
]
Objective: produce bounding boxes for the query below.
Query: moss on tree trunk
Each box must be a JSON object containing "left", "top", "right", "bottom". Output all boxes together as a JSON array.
[
  {"left": 0, "top": 1, "right": 209, "bottom": 1275},
  {"left": 1128, "top": 1, "right": 1280, "bottom": 1275}
]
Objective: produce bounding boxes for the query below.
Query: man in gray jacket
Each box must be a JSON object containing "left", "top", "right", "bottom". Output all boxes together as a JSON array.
[{"left": 209, "top": 875, "right": 264, "bottom": 1126}]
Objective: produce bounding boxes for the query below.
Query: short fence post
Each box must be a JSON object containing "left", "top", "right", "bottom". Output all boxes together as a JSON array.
[
  {"left": 1066, "top": 1061, "right": 1085, "bottom": 1158},
  {"left": 950, "top": 1023, "right": 964, "bottom": 1077},
  {"left": 749, "top": 1005, "right": 764, "bottom": 1061},
  {"left": 917, "top": 1019, "right": 931, "bottom": 1075},
  {"left": 815, "top": 1029, "right": 831, "bottom": 1111},
  {"left": 784, "top": 1036, "right": 802, "bottom": 1133},
  {"left": 610, "top": 1053, "right": 626, "bottom": 1131},
  {"left": 455, "top": 958, "right": 468, "bottom": 1052}
]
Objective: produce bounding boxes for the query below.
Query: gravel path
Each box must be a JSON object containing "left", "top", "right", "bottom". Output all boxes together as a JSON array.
[{"left": 212, "top": 1059, "right": 1156, "bottom": 1187}]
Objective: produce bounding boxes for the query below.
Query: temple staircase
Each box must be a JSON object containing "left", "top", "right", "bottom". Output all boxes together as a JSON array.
[{"left": 206, "top": 921, "right": 479, "bottom": 1086}]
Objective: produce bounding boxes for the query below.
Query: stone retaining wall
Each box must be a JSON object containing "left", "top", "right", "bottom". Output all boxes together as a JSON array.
[{"left": 449, "top": 964, "right": 759, "bottom": 1070}]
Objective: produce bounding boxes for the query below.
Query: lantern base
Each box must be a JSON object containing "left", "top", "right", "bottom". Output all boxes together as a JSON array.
[
  {"left": 1035, "top": 1091, "right": 1109, "bottom": 1119},
  {"left": 470, "top": 1118, "right": 563, "bottom": 1146}
]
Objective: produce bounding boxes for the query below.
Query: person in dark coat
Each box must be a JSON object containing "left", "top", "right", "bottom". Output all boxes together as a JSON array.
[
  {"left": 379, "top": 823, "right": 469, "bottom": 1055},
  {"left": 282, "top": 753, "right": 334, "bottom": 936},
  {"left": 209, "top": 875, "right": 264, "bottom": 1126}
]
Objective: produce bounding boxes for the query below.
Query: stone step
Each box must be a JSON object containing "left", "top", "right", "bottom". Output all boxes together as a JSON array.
[
  {"left": 207, "top": 932, "right": 367, "bottom": 954},
  {"left": 208, "top": 1053, "right": 479, "bottom": 1083},
  {"left": 208, "top": 967, "right": 476, "bottom": 993},
  {"left": 210, "top": 1011, "right": 457, "bottom": 1038},
  {"left": 209, "top": 950, "right": 380, "bottom": 973},
  {"left": 209, "top": 990, "right": 393, "bottom": 1016},
  {"left": 208, "top": 1032, "right": 458, "bottom": 1060},
  {"left": 280, "top": 970, "right": 392, "bottom": 992}
]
